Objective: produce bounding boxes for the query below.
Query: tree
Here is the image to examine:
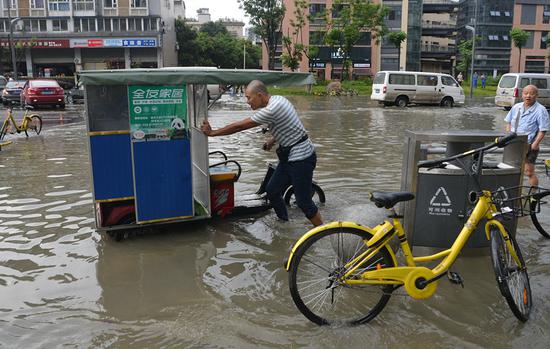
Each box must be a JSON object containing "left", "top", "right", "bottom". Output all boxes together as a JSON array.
[
  {"left": 238, "top": 0, "right": 286, "bottom": 70},
  {"left": 387, "top": 31, "right": 407, "bottom": 71},
  {"left": 175, "top": 19, "right": 199, "bottom": 66},
  {"left": 200, "top": 21, "right": 229, "bottom": 36},
  {"left": 280, "top": 0, "right": 308, "bottom": 71},
  {"left": 456, "top": 39, "right": 473, "bottom": 77},
  {"left": 324, "top": 0, "right": 389, "bottom": 80},
  {"left": 510, "top": 27, "right": 529, "bottom": 73}
]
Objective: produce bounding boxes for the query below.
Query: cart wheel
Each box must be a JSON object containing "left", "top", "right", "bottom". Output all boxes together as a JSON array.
[{"left": 284, "top": 183, "right": 326, "bottom": 206}]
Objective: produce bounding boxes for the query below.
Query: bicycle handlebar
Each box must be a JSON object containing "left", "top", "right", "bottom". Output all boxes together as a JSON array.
[{"left": 418, "top": 133, "right": 517, "bottom": 169}]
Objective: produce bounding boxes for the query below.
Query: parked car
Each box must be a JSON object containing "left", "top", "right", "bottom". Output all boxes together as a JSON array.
[
  {"left": 371, "top": 71, "right": 465, "bottom": 107},
  {"left": 495, "top": 73, "right": 550, "bottom": 111},
  {"left": 20, "top": 79, "right": 65, "bottom": 109},
  {"left": 1, "top": 80, "right": 26, "bottom": 106},
  {"left": 65, "top": 81, "right": 85, "bottom": 104},
  {"left": 0, "top": 76, "right": 7, "bottom": 94}
]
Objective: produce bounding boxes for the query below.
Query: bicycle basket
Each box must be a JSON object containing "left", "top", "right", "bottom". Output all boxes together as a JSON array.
[{"left": 491, "top": 186, "right": 544, "bottom": 217}]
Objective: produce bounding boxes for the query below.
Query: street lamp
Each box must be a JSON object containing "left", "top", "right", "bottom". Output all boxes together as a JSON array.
[
  {"left": 465, "top": 24, "right": 475, "bottom": 99},
  {"left": 8, "top": 17, "right": 21, "bottom": 78},
  {"left": 465, "top": 0, "right": 478, "bottom": 99}
]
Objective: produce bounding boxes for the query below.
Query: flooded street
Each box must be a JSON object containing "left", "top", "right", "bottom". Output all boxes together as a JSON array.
[{"left": 1, "top": 97, "right": 550, "bottom": 348}]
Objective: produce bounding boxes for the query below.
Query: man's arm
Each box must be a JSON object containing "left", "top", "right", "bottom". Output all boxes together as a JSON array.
[
  {"left": 531, "top": 131, "right": 546, "bottom": 150},
  {"left": 201, "top": 117, "right": 260, "bottom": 137}
]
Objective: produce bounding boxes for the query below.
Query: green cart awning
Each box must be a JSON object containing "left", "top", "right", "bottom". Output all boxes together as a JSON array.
[{"left": 79, "top": 67, "right": 314, "bottom": 86}]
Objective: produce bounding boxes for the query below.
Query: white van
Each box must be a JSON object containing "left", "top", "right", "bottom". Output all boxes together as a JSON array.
[
  {"left": 495, "top": 73, "right": 550, "bottom": 110},
  {"left": 371, "top": 71, "right": 465, "bottom": 107}
]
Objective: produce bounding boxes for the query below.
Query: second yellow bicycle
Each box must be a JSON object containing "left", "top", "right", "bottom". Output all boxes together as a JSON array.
[{"left": 0, "top": 106, "right": 42, "bottom": 141}]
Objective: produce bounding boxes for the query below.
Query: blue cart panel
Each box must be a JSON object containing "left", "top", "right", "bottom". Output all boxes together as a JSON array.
[
  {"left": 133, "top": 139, "right": 193, "bottom": 223},
  {"left": 90, "top": 134, "right": 134, "bottom": 200}
]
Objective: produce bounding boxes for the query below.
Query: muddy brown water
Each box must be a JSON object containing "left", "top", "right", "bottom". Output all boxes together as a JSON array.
[{"left": 1, "top": 97, "right": 549, "bottom": 348}]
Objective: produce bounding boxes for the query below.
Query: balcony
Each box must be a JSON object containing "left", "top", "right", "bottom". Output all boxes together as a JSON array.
[
  {"left": 423, "top": 0, "right": 460, "bottom": 14},
  {"left": 73, "top": 0, "right": 95, "bottom": 16},
  {"left": 422, "top": 21, "right": 456, "bottom": 36},
  {"left": 421, "top": 45, "right": 456, "bottom": 59}
]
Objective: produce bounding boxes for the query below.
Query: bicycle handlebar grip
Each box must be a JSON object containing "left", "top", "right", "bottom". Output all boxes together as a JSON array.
[
  {"left": 496, "top": 132, "right": 517, "bottom": 148},
  {"left": 418, "top": 159, "right": 444, "bottom": 168}
]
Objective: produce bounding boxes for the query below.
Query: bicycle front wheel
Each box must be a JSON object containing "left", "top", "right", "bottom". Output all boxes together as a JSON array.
[
  {"left": 24, "top": 115, "right": 42, "bottom": 137},
  {"left": 490, "top": 228, "right": 532, "bottom": 322},
  {"left": 288, "top": 227, "right": 395, "bottom": 326},
  {"left": 530, "top": 191, "right": 550, "bottom": 238},
  {"left": 0, "top": 122, "right": 7, "bottom": 141}
]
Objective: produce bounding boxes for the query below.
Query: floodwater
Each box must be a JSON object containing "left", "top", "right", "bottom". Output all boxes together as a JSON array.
[{"left": 1, "top": 98, "right": 550, "bottom": 348}]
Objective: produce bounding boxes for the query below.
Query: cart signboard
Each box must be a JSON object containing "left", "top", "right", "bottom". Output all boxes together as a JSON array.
[{"left": 128, "top": 85, "right": 187, "bottom": 141}]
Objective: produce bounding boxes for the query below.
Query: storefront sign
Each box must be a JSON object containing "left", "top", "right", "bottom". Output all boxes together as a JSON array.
[
  {"left": 0, "top": 39, "right": 70, "bottom": 48},
  {"left": 316, "top": 46, "right": 371, "bottom": 64},
  {"left": 129, "top": 85, "right": 188, "bottom": 141},
  {"left": 70, "top": 38, "right": 157, "bottom": 48}
]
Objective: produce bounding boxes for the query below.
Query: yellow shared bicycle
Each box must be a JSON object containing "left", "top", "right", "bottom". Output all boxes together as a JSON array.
[
  {"left": 0, "top": 106, "right": 42, "bottom": 142},
  {"left": 285, "top": 133, "right": 532, "bottom": 325}
]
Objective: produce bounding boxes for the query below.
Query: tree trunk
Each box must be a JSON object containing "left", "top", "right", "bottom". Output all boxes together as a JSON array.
[
  {"left": 397, "top": 47, "right": 401, "bottom": 71},
  {"left": 518, "top": 48, "right": 522, "bottom": 73}
]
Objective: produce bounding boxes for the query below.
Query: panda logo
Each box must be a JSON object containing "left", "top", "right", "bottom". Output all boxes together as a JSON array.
[{"left": 170, "top": 118, "right": 186, "bottom": 130}]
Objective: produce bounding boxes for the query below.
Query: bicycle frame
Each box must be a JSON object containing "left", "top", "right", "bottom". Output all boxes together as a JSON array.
[{"left": 1, "top": 108, "right": 31, "bottom": 133}]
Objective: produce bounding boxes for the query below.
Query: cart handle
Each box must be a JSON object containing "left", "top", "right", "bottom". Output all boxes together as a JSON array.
[
  {"left": 209, "top": 150, "right": 228, "bottom": 161},
  {"left": 209, "top": 160, "right": 242, "bottom": 181}
]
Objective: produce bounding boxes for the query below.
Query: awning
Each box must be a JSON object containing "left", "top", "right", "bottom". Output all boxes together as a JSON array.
[{"left": 79, "top": 67, "right": 315, "bottom": 86}]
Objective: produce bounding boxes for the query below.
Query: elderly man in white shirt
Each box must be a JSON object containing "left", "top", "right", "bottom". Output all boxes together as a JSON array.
[{"left": 505, "top": 84, "right": 550, "bottom": 187}]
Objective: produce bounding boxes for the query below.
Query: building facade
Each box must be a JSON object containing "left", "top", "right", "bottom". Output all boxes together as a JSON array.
[
  {"left": 510, "top": 0, "right": 550, "bottom": 73},
  {"left": 456, "top": 0, "right": 514, "bottom": 77},
  {"left": 186, "top": 8, "right": 245, "bottom": 38},
  {"left": 0, "top": 0, "right": 185, "bottom": 77}
]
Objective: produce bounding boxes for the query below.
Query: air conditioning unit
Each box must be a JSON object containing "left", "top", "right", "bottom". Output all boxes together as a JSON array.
[{"left": 15, "top": 21, "right": 24, "bottom": 31}]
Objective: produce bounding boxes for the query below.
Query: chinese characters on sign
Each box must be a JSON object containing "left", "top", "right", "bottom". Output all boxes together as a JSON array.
[{"left": 129, "top": 86, "right": 188, "bottom": 141}]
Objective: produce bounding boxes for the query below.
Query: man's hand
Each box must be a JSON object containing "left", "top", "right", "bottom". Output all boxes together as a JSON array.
[
  {"left": 263, "top": 136, "right": 276, "bottom": 151},
  {"left": 201, "top": 120, "right": 213, "bottom": 136}
]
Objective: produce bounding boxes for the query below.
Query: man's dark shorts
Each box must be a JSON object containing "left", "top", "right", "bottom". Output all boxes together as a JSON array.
[{"left": 526, "top": 147, "right": 539, "bottom": 164}]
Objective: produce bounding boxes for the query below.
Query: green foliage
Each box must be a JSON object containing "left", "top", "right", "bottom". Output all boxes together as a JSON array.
[
  {"left": 510, "top": 27, "right": 529, "bottom": 72},
  {"left": 456, "top": 39, "right": 473, "bottom": 75},
  {"left": 175, "top": 19, "right": 261, "bottom": 69},
  {"left": 281, "top": 0, "right": 309, "bottom": 71},
  {"left": 387, "top": 31, "right": 407, "bottom": 70},
  {"left": 175, "top": 19, "right": 199, "bottom": 66},
  {"left": 324, "top": 0, "right": 389, "bottom": 80},
  {"left": 238, "top": 0, "right": 285, "bottom": 70},
  {"left": 199, "top": 21, "right": 229, "bottom": 36}
]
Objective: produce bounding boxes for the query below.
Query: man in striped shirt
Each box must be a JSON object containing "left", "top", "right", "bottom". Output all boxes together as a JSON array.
[{"left": 201, "top": 80, "right": 323, "bottom": 226}]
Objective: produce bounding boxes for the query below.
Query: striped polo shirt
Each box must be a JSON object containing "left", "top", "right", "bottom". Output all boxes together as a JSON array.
[{"left": 251, "top": 95, "right": 314, "bottom": 162}]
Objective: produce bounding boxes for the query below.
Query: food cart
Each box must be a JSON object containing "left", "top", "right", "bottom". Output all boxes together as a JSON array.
[{"left": 79, "top": 68, "right": 318, "bottom": 239}]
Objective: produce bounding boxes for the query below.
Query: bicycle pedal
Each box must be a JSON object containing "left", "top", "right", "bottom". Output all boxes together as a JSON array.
[{"left": 447, "top": 271, "right": 464, "bottom": 288}]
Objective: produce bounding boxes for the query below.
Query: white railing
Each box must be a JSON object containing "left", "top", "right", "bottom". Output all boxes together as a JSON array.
[
  {"left": 103, "top": 8, "right": 118, "bottom": 16},
  {"left": 73, "top": 1, "right": 94, "bottom": 12},
  {"left": 130, "top": 8, "right": 148, "bottom": 16}
]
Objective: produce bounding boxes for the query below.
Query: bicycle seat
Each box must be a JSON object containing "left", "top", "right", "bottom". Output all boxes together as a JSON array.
[
  {"left": 370, "top": 191, "right": 415, "bottom": 209},
  {"left": 25, "top": 105, "right": 34, "bottom": 110}
]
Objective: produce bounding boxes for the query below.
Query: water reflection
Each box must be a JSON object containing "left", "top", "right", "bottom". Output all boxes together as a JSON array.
[{"left": 0, "top": 98, "right": 549, "bottom": 347}]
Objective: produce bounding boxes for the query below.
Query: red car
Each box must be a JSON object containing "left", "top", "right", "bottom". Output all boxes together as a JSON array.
[{"left": 20, "top": 79, "right": 65, "bottom": 109}]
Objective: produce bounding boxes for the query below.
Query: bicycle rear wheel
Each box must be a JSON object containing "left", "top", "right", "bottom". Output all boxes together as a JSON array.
[
  {"left": 490, "top": 228, "right": 532, "bottom": 322},
  {"left": 530, "top": 191, "right": 550, "bottom": 238},
  {"left": 288, "top": 227, "right": 395, "bottom": 325},
  {"left": 0, "top": 122, "right": 7, "bottom": 141},
  {"left": 24, "top": 115, "right": 42, "bottom": 137},
  {"left": 283, "top": 183, "right": 326, "bottom": 207}
]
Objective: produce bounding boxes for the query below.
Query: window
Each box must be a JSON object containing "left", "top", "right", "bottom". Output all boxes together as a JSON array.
[
  {"left": 104, "top": 0, "right": 117, "bottom": 7},
  {"left": 544, "top": 6, "right": 550, "bottom": 24},
  {"left": 49, "top": 0, "right": 69, "bottom": 11},
  {"left": 531, "top": 78, "right": 548, "bottom": 89},
  {"left": 418, "top": 75, "right": 438, "bottom": 86},
  {"left": 490, "top": 11, "right": 500, "bottom": 16},
  {"left": 73, "top": 0, "right": 94, "bottom": 11},
  {"left": 309, "top": 3, "right": 326, "bottom": 16},
  {"left": 520, "top": 78, "right": 530, "bottom": 88},
  {"left": 520, "top": 4, "right": 536, "bottom": 25},
  {"left": 373, "top": 72, "right": 386, "bottom": 84},
  {"left": 131, "top": 0, "right": 147, "bottom": 8},
  {"left": 489, "top": 35, "right": 499, "bottom": 41},
  {"left": 389, "top": 74, "right": 415, "bottom": 85},
  {"left": 541, "top": 32, "right": 548, "bottom": 50},
  {"left": 499, "top": 76, "right": 517, "bottom": 88},
  {"left": 357, "top": 32, "right": 371, "bottom": 45},
  {"left": 442, "top": 76, "right": 458, "bottom": 87},
  {"left": 104, "top": 18, "right": 111, "bottom": 31},
  {"left": 31, "top": 0, "right": 45, "bottom": 8},
  {"left": 309, "top": 31, "right": 325, "bottom": 45},
  {"left": 52, "top": 19, "right": 68, "bottom": 31},
  {"left": 25, "top": 19, "right": 47, "bottom": 31}
]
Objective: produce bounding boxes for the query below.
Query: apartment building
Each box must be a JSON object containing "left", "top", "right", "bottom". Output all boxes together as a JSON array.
[
  {"left": 510, "top": 0, "right": 550, "bottom": 73},
  {"left": 0, "top": 0, "right": 185, "bottom": 77},
  {"left": 186, "top": 8, "right": 245, "bottom": 38}
]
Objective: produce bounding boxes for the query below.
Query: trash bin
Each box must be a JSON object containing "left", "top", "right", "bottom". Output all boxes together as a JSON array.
[{"left": 401, "top": 130, "right": 528, "bottom": 248}]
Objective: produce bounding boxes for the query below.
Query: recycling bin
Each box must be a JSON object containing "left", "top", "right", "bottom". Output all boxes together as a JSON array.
[{"left": 400, "top": 130, "right": 528, "bottom": 248}]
